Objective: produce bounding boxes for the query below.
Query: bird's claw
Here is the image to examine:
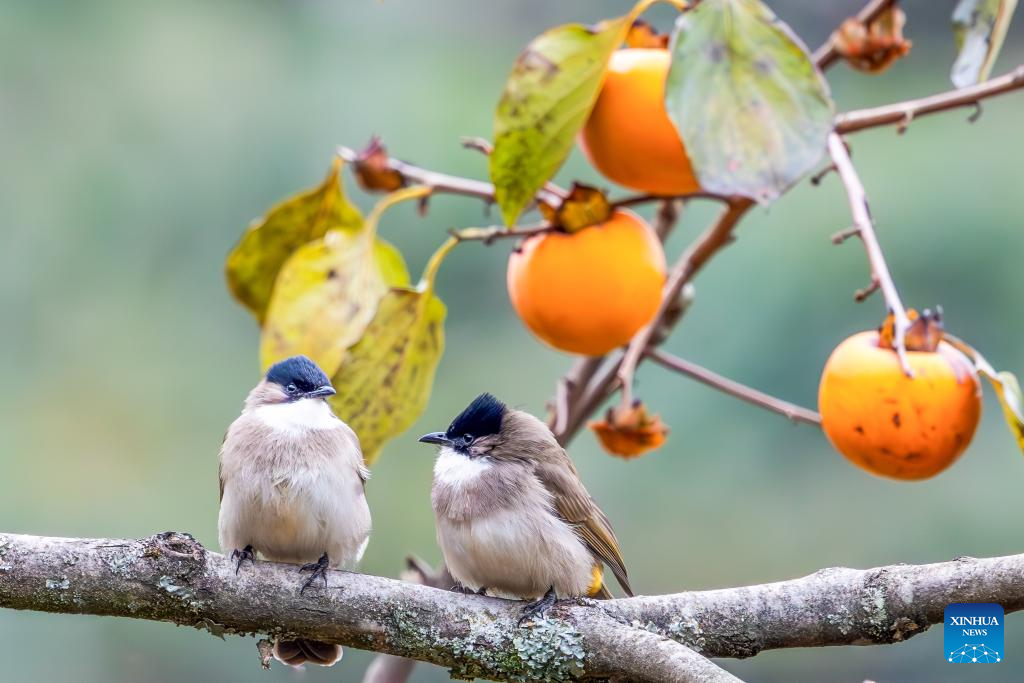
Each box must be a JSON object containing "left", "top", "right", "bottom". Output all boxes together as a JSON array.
[
  {"left": 299, "top": 552, "right": 330, "bottom": 595},
  {"left": 518, "top": 586, "right": 557, "bottom": 626},
  {"left": 451, "top": 584, "right": 489, "bottom": 595},
  {"left": 230, "top": 545, "right": 255, "bottom": 574}
]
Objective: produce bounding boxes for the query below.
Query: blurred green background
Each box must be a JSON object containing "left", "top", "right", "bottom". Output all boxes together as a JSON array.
[{"left": 1, "top": 1, "right": 1023, "bottom": 681}]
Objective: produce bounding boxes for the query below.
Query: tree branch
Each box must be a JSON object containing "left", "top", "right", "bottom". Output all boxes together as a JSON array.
[
  {"left": 616, "top": 199, "right": 751, "bottom": 413},
  {"left": 6, "top": 532, "right": 1024, "bottom": 676},
  {"left": 0, "top": 532, "right": 743, "bottom": 683},
  {"left": 836, "top": 64, "right": 1024, "bottom": 135},
  {"left": 646, "top": 349, "right": 821, "bottom": 426},
  {"left": 827, "top": 132, "right": 913, "bottom": 375}
]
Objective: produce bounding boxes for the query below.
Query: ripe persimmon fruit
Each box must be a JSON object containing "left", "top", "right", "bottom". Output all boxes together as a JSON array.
[
  {"left": 507, "top": 209, "right": 665, "bottom": 356},
  {"left": 818, "top": 331, "right": 982, "bottom": 480},
  {"left": 579, "top": 48, "right": 699, "bottom": 196}
]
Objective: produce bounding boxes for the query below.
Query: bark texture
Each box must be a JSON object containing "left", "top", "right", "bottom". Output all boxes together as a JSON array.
[{"left": 2, "top": 532, "right": 1022, "bottom": 680}]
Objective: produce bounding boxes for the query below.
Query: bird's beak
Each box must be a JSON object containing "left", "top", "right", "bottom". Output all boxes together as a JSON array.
[
  {"left": 306, "top": 385, "right": 337, "bottom": 399},
  {"left": 418, "top": 432, "right": 450, "bottom": 446}
]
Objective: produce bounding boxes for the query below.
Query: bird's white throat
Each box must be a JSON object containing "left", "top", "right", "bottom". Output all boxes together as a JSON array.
[
  {"left": 253, "top": 398, "right": 339, "bottom": 435},
  {"left": 434, "top": 446, "right": 491, "bottom": 487}
]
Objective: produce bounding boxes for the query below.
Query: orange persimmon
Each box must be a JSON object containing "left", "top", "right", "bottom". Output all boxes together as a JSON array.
[
  {"left": 507, "top": 209, "right": 665, "bottom": 356},
  {"left": 578, "top": 48, "right": 699, "bottom": 196},
  {"left": 818, "top": 331, "right": 982, "bottom": 480}
]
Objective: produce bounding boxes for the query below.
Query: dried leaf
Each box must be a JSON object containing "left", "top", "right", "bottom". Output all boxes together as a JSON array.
[
  {"left": 226, "top": 158, "right": 362, "bottom": 323},
  {"left": 490, "top": 0, "right": 664, "bottom": 225},
  {"left": 943, "top": 333, "right": 1024, "bottom": 454},
  {"left": 833, "top": 6, "right": 912, "bottom": 74},
  {"left": 590, "top": 402, "right": 669, "bottom": 459},
  {"left": 329, "top": 239, "right": 456, "bottom": 464},
  {"left": 952, "top": 0, "right": 1018, "bottom": 87},
  {"left": 353, "top": 137, "right": 405, "bottom": 193},
  {"left": 665, "top": 0, "right": 834, "bottom": 202},
  {"left": 538, "top": 183, "right": 612, "bottom": 233}
]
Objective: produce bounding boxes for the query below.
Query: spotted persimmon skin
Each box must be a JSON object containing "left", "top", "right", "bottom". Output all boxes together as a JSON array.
[
  {"left": 507, "top": 210, "right": 665, "bottom": 356},
  {"left": 578, "top": 48, "right": 699, "bottom": 196},
  {"left": 818, "top": 331, "right": 982, "bottom": 480}
]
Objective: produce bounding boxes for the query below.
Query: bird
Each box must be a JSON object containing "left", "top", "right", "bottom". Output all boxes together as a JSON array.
[
  {"left": 419, "top": 393, "right": 632, "bottom": 620},
  {"left": 218, "top": 355, "right": 371, "bottom": 667}
]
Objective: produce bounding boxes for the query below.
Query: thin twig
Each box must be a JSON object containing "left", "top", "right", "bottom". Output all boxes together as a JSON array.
[
  {"left": 827, "top": 132, "right": 913, "bottom": 375},
  {"left": 836, "top": 64, "right": 1024, "bottom": 134},
  {"left": 337, "top": 145, "right": 564, "bottom": 207},
  {"left": 854, "top": 275, "right": 881, "bottom": 302},
  {"left": 612, "top": 191, "right": 729, "bottom": 207},
  {"left": 653, "top": 199, "right": 682, "bottom": 241},
  {"left": 460, "top": 136, "right": 493, "bottom": 155},
  {"left": 647, "top": 349, "right": 821, "bottom": 426},
  {"left": 812, "top": 0, "right": 899, "bottom": 70},
  {"left": 447, "top": 223, "right": 556, "bottom": 244}
]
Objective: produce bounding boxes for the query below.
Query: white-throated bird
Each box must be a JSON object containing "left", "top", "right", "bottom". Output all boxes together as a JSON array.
[
  {"left": 419, "top": 393, "right": 632, "bottom": 620},
  {"left": 218, "top": 355, "right": 371, "bottom": 666}
]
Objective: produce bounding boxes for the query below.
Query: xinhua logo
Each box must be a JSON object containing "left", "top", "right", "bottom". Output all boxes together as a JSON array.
[{"left": 944, "top": 603, "right": 1004, "bottom": 663}]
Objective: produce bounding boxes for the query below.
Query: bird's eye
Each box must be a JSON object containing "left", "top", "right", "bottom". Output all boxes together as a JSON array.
[
  {"left": 462, "top": 434, "right": 474, "bottom": 445},
  {"left": 286, "top": 384, "right": 298, "bottom": 394}
]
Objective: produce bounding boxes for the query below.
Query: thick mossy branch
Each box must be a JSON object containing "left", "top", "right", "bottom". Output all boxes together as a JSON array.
[
  {"left": 0, "top": 532, "right": 733, "bottom": 683},
  {"left": 3, "top": 533, "right": 1024, "bottom": 680}
]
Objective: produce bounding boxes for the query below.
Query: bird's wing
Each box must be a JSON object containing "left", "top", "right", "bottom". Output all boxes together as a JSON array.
[
  {"left": 536, "top": 454, "right": 633, "bottom": 597},
  {"left": 218, "top": 430, "right": 228, "bottom": 502},
  {"left": 335, "top": 420, "right": 370, "bottom": 484}
]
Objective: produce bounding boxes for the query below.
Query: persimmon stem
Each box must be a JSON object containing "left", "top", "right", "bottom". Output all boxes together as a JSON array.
[
  {"left": 827, "top": 132, "right": 913, "bottom": 376},
  {"left": 646, "top": 349, "right": 822, "bottom": 426}
]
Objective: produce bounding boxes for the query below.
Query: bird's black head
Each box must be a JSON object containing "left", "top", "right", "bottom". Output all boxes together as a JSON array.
[
  {"left": 265, "top": 355, "right": 336, "bottom": 401},
  {"left": 418, "top": 393, "right": 506, "bottom": 452}
]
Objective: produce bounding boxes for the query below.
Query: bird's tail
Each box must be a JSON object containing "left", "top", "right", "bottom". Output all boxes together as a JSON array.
[
  {"left": 587, "top": 565, "right": 614, "bottom": 599},
  {"left": 273, "top": 639, "right": 343, "bottom": 667}
]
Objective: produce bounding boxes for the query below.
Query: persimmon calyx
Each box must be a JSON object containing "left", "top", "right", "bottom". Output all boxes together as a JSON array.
[
  {"left": 625, "top": 20, "right": 669, "bottom": 49},
  {"left": 878, "top": 307, "right": 944, "bottom": 353},
  {"left": 538, "top": 183, "right": 613, "bottom": 233}
]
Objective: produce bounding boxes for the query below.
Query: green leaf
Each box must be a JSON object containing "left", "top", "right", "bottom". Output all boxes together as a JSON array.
[
  {"left": 259, "top": 187, "right": 430, "bottom": 376},
  {"left": 951, "top": 0, "right": 1018, "bottom": 88},
  {"left": 328, "top": 238, "right": 457, "bottom": 464},
  {"left": 490, "top": 16, "right": 631, "bottom": 226},
  {"left": 226, "top": 157, "right": 362, "bottom": 323},
  {"left": 665, "top": 0, "right": 834, "bottom": 202}
]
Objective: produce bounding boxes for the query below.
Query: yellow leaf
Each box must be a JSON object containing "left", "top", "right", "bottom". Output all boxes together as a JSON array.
[
  {"left": 225, "top": 157, "right": 362, "bottom": 323},
  {"left": 258, "top": 233, "right": 409, "bottom": 375},
  {"left": 258, "top": 187, "right": 429, "bottom": 375},
  {"left": 944, "top": 333, "right": 1024, "bottom": 454},
  {"left": 328, "top": 238, "right": 457, "bottom": 463}
]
